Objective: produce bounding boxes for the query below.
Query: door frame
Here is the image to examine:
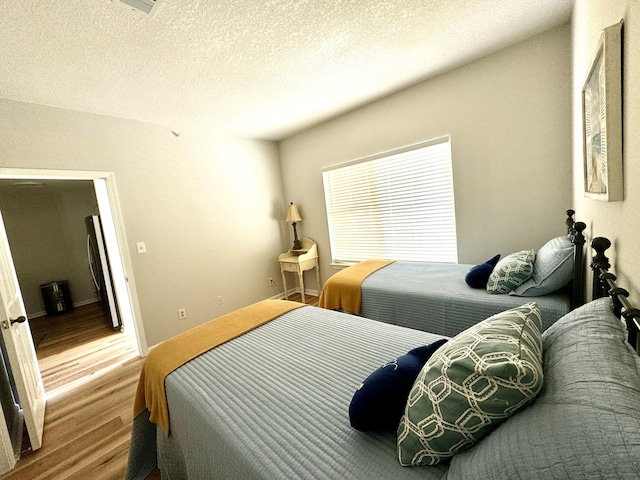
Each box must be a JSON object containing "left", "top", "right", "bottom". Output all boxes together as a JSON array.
[{"left": 0, "top": 168, "right": 147, "bottom": 356}]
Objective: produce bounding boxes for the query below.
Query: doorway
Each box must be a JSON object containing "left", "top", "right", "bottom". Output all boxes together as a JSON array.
[{"left": 0, "top": 169, "right": 145, "bottom": 392}]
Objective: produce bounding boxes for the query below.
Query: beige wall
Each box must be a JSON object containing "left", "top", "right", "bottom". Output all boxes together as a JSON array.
[
  {"left": 7, "top": 11, "right": 634, "bottom": 346},
  {"left": 572, "top": 1, "right": 640, "bottom": 303},
  {"left": 280, "top": 24, "right": 572, "bottom": 287},
  {"left": 0, "top": 99, "right": 286, "bottom": 347}
]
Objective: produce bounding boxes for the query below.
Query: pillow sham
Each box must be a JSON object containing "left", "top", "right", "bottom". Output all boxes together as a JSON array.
[
  {"left": 446, "top": 298, "right": 640, "bottom": 479},
  {"left": 464, "top": 254, "right": 501, "bottom": 288},
  {"left": 349, "top": 339, "right": 448, "bottom": 431},
  {"left": 397, "top": 303, "right": 543, "bottom": 466},
  {"left": 486, "top": 250, "right": 535, "bottom": 294},
  {"left": 510, "top": 235, "right": 573, "bottom": 296}
]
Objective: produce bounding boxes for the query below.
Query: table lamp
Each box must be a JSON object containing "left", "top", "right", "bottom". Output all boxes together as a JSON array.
[{"left": 285, "top": 202, "right": 302, "bottom": 250}]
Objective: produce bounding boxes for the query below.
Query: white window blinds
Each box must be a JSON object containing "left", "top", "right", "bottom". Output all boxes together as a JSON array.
[{"left": 322, "top": 137, "right": 457, "bottom": 264}]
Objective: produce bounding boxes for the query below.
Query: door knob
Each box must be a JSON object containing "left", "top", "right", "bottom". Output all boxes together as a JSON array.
[
  {"left": 1, "top": 316, "right": 26, "bottom": 329},
  {"left": 10, "top": 316, "right": 26, "bottom": 325}
]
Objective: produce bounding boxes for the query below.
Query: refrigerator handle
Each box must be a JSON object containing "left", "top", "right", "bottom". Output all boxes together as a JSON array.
[{"left": 87, "top": 234, "right": 100, "bottom": 291}]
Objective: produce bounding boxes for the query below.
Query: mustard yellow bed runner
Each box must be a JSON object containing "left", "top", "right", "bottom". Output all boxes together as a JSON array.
[
  {"left": 133, "top": 299, "right": 304, "bottom": 435},
  {"left": 318, "top": 259, "right": 395, "bottom": 314}
]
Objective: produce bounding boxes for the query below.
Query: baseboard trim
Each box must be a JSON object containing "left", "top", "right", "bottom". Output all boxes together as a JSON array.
[
  {"left": 28, "top": 299, "right": 98, "bottom": 319},
  {"left": 269, "top": 287, "right": 320, "bottom": 300}
]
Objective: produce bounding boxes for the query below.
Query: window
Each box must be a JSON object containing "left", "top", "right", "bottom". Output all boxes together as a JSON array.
[{"left": 322, "top": 137, "right": 457, "bottom": 265}]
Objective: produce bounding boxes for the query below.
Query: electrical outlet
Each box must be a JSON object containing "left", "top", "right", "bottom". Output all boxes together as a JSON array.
[
  {"left": 217, "top": 295, "right": 223, "bottom": 305},
  {"left": 177, "top": 308, "right": 186, "bottom": 320},
  {"left": 269, "top": 277, "right": 274, "bottom": 286}
]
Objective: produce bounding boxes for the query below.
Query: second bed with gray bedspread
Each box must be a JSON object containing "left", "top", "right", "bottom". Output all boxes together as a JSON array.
[{"left": 360, "top": 262, "right": 570, "bottom": 336}]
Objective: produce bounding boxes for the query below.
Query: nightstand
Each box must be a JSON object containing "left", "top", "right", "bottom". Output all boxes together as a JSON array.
[{"left": 279, "top": 237, "right": 321, "bottom": 303}]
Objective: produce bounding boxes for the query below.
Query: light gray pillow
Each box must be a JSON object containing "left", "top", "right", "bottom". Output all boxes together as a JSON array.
[
  {"left": 446, "top": 298, "right": 640, "bottom": 480},
  {"left": 510, "top": 236, "right": 573, "bottom": 297},
  {"left": 486, "top": 250, "right": 535, "bottom": 294}
]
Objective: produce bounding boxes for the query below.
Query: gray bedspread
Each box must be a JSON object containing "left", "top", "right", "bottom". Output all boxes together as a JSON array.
[
  {"left": 127, "top": 306, "right": 450, "bottom": 480},
  {"left": 360, "top": 262, "right": 569, "bottom": 336}
]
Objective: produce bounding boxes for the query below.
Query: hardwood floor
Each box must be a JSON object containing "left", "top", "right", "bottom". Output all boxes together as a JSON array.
[
  {"left": 2, "top": 294, "right": 317, "bottom": 479},
  {"left": 287, "top": 292, "right": 319, "bottom": 307},
  {"left": 30, "top": 303, "right": 138, "bottom": 395},
  {"left": 2, "top": 302, "right": 140, "bottom": 480}
]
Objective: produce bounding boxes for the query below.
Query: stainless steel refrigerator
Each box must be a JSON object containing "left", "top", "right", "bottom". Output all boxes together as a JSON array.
[{"left": 85, "top": 215, "right": 122, "bottom": 330}]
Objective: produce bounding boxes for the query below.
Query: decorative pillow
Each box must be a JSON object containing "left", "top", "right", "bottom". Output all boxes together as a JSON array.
[
  {"left": 486, "top": 250, "right": 535, "bottom": 294},
  {"left": 510, "top": 235, "right": 573, "bottom": 296},
  {"left": 464, "top": 254, "right": 501, "bottom": 289},
  {"left": 446, "top": 298, "right": 640, "bottom": 479},
  {"left": 349, "top": 339, "right": 448, "bottom": 431},
  {"left": 397, "top": 303, "right": 543, "bottom": 466}
]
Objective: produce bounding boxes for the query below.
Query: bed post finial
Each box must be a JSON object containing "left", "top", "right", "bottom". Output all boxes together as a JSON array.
[
  {"left": 570, "top": 221, "right": 587, "bottom": 308},
  {"left": 590, "top": 237, "right": 612, "bottom": 300},
  {"left": 591, "top": 237, "right": 611, "bottom": 270},
  {"left": 572, "top": 222, "right": 586, "bottom": 246},
  {"left": 566, "top": 209, "right": 576, "bottom": 234}
]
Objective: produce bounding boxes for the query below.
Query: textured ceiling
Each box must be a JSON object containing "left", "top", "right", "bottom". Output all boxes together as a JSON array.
[{"left": 0, "top": 0, "right": 573, "bottom": 140}]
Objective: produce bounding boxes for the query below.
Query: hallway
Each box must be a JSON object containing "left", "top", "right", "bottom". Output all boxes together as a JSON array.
[{"left": 29, "top": 302, "right": 138, "bottom": 396}]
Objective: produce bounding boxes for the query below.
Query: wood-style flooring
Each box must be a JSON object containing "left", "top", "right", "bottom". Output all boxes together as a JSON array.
[
  {"left": 2, "top": 293, "right": 317, "bottom": 479},
  {"left": 2, "top": 302, "right": 139, "bottom": 480},
  {"left": 30, "top": 303, "right": 139, "bottom": 395}
]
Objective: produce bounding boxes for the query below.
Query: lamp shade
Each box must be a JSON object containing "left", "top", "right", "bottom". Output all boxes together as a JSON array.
[{"left": 285, "top": 203, "right": 302, "bottom": 222}]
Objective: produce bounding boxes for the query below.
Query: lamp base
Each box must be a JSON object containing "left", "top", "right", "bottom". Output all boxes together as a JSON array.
[{"left": 292, "top": 222, "right": 302, "bottom": 251}]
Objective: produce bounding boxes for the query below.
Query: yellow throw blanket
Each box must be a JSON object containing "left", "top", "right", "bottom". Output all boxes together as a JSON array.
[
  {"left": 318, "top": 259, "right": 395, "bottom": 314},
  {"left": 133, "top": 299, "right": 304, "bottom": 435}
]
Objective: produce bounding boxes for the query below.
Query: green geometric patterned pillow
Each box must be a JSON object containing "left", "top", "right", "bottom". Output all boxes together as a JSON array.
[
  {"left": 486, "top": 250, "right": 535, "bottom": 294},
  {"left": 397, "top": 303, "right": 543, "bottom": 466}
]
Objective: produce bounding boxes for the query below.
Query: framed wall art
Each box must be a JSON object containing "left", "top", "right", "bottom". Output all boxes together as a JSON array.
[{"left": 582, "top": 20, "right": 623, "bottom": 201}]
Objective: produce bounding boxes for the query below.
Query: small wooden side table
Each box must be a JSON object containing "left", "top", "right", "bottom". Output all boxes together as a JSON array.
[{"left": 278, "top": 238, "right": 321, "bottom": 304}]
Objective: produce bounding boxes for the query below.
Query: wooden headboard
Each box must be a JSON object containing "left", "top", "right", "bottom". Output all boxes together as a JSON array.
[{"left": 590, "top": 237, "right": 640, "bottom": 353}]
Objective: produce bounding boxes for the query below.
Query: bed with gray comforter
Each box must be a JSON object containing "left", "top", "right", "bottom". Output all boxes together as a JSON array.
[
  {"left": 127, "top": 298, "right": 640, "bottom": 479},
  {"left": 321, "top": 214, "right": 587, "bottom": 337},
  {"left": 360, "top": 261, "right": 570, "bottom": 336}
]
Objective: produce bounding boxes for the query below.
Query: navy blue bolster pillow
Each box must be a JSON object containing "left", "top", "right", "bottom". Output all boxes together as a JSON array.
[
  {"left": 349, "top": 338, "right": 448, "bottom": 431},
  {"left": 465, "top": 254, "right": 501, "bottom": 288}
]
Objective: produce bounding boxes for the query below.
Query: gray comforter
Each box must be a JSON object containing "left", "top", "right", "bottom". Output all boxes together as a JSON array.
[
  {"left": 127, "top": 306, "right": 450, "bottom": 479},
  {"left": 360, "top": 261, "right": 569, "bottom": 336},
  {"left": 127, "top": 299, "right": 640, "bottom": 479}
]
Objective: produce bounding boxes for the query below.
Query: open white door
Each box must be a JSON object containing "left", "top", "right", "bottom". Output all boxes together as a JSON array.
[{"left": 0, "top": 211, "right": 45, "bottom": 458}]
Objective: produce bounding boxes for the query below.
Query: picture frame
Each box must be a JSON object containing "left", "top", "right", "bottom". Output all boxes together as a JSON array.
[{"left": 582, "top": 21, "right": 623, "bottom": 201}]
